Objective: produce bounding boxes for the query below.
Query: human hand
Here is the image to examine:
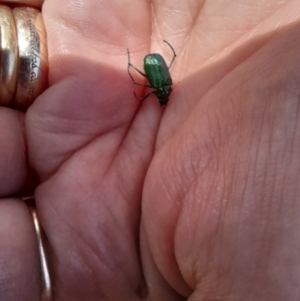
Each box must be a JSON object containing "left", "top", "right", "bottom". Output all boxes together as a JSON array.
[{"left": 2, "top": 1, "right": 300, "bottom": 300}]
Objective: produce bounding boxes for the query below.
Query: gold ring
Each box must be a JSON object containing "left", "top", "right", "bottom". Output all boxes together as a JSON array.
[
  {"left": 13, "top": 7, "right": 48, "bottom": 109},
  {"left": 26, "top": 199, "right": 53, "bottom": 301}
]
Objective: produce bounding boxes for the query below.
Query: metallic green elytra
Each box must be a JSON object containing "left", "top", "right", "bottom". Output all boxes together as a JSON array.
[{"left": 127, "top": 40, "right": 176, "bottom": 106}]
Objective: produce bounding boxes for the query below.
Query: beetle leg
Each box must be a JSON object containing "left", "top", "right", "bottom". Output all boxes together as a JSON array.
[
  {"left": 128, "top": 62, "right": 147, "bottom": 78},
  {"left": 127, "top": 49, "right": 152, "bottom": 88},
  {"left": 134, "top": 91, "right": 155, "bottom": 101},
  {"left": 128, "top": 64, "right": 147, "bottom": 78},
  {"left": 128, "top": 66, "right": 152, "bottom": 88},
  {"left": 127, "top": 48, "right": 147, "bottom": 77},
  {"left": 163, "top": 40, "right": 177, "bottom": 69}
]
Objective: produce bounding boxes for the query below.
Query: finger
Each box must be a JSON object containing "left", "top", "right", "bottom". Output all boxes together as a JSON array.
[
  {"left": 0, "top": 199, "right": 40, "bottom": 301},
  {"left": 35, "top": 172, "right": 146, "bottom": 301},
  {"left": 3, "top": 0, "right": 44, "bottom": 8},
  {"left": 0, "top": 108, "right": 30, "bottom": 197}
]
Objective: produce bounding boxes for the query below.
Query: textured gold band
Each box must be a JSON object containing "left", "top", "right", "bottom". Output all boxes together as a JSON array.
[{"left": 0, "top": 5, "right": 48, "bottom": 108}]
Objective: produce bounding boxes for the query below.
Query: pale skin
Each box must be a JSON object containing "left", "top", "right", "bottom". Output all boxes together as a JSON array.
[{"left": 1, "top": 0, "right": 300, "bottom": 300}]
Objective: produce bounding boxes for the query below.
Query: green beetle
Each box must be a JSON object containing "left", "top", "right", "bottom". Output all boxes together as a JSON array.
[{"left": 127, "top": 40, "right": 176, "bottom": 106}]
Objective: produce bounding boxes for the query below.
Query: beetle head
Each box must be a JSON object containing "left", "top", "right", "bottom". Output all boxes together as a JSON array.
[{"left": 156, "top": 86, "right": 172, "bottom": 106}]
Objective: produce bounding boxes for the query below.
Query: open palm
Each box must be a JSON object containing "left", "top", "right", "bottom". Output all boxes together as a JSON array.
[{"left": 2, "top": 0, "right": 300, "bottom": 300}]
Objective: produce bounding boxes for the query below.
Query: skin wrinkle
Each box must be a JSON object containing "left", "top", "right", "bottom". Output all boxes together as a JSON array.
[
  {"left": 178, "top": 187, "right": 203, "bottom": 286},
  {"left": 89, "top": 193, "right": 142, "bottom": 292},
  {"left": 163, "top": 165, "right": 181, "bottom": 211},
  {"left": 280, "top": 101, "right": 294, "bottom": 164},
  {"left": 267, "top": 96, "right": 287, "bottom": 220},
  {"left": 178, "top": 23, "right": 300, "bottom": 298},
  {"left": 161, "top": 19, "right": 172, "bottom": 32},
  {"left": 288, "top": 78, "right": 300, "bottom": 158},
  {"left": 93, "top": 130, "right": 133, "bottom": 181},
  {"left": 70, "top": 252, "right": 105, "bottom": 299},
  {"left": 59, "top": 205, "right": 132, "bottom": 296},
  {"left": 260, "top": 103, "right": 277, "bottom": 276},
  {"left": 29, "top": 98, "right": 136, "bottom": 181},
  {"left": 146, "top": 151, "right": 193, "bottom": 296},
  {"left": 178, "top": 146, "right": 209, "bottom": 203},
  {"left": 256, "top": 167, "right": 274, "bottom": 282},
  {"left": 39, "top": 175, "right": 142, "bottom": 296},
  {"left": 249, "top": 105, "right": 271, "bottom": 283},
  {"left": 118, "top": 110, "right": 156, "bottom": 167},
  {"left": 201, "top": 4, "right": 290, "bottom": 67},
  {"left": 227, "top": 65, "right": 300, "bottom": 296},
  {"left": 215, "top": 177, "right": 234, "bottom": 296},
  {"left": 47, "top": 83, "right": 129, "bottom": 132},
  {"left": 266, "top": 83, "right": 293, "bottom": 233},
  {"left": 180, "top": 133, "right": 201, "bottom": 185},
  {"left": 233, "top": 156, "right": 252, "bottom": 273},
  {"left": 68, "top": 163, "right": 108, "bottom": 202},
  {"left": 276, "top": 82, "right": 300, "bottom": 214},
  {"left": 289, "top": 123, "right": 300, "bottom": 210},
  {"left": 179, "top": 31, "right": 279, "bottom": 130},
  {"left": 117, "top": 161, "right": 142, "bottom": 208},
  {"left": 176, "top": 145, "right": 222, "bottom": 290},
  {"left": 183, "top": 0, "right": 206, "bottom": 46},
  {"left": 150, "top": 2, "right": 159, "bottom": 43},
  {"left": 198, "top": 180, "right": 222, "bottom": 294},
  {"left": 252, "top": 93, "right": 268, "bottom": 194},
  {"left": 270, "top": 175, "right": 297, "bottom": 296},
  {"left": 110, "top": 116, "right": 141, "bottom": 176},
  {"left": 188, "top": 34, "right": 300, "bottom": 292},
  {"left": 99, "top": 189, "right": 139, "bottom": 246},
  {"left": 58, "top": 2, "right": 103, "bottom": 41},
  {"left": 173, "top": 0, "right": 205, "bottom": 65},
  {"left": 190, "top": 1, "right": 278, "bottom": 65},
  {"left": 53, "top": 5, "right": 141, "bottom": 55},
  {"left": 159, "top": 157, "right": 182, "bottom": 221}
]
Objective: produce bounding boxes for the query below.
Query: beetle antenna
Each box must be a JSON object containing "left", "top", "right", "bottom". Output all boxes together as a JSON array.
[{"left": 163, "top": 40, "right": 177, "bottom": 69}]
